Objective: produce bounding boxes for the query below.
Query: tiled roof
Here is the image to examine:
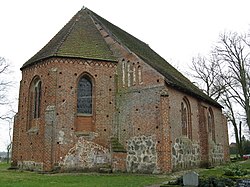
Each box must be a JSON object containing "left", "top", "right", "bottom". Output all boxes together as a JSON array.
[
  {"left": 22, "top": 9, "right": 116, "bottom": 68},
  {"left": 22, "top": 8, "right": 221, "bottom": 108}
]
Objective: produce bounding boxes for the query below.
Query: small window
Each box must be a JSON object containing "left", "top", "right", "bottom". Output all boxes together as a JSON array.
[
  {"left": 181, "top": 97, "right": 192, "bottom": 139},
  {"left": 77, "top": 75, "right": 92, "bottom": 114}
]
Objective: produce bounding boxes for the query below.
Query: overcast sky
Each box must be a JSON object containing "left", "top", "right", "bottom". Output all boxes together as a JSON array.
[{"left": 0, "top": 0, "right": 250, "bottom": 151}]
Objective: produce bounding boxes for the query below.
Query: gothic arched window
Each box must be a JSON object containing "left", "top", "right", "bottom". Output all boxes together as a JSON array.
[
  {"left": 208, "top": 107, "right": 215, "bottom": 142},
  {"left": 181, "top": 97, "right": 192, "bottom": 139},
  {"left": 77, "top": 75, "right": 92, "bottom": 114},
  {"left": 27, "top": 77, "right": 42, "bottom": 131}
]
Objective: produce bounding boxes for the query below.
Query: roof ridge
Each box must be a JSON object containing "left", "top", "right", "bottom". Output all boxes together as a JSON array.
[{"left": 89, "top": 10, "right": 133, "bottom": 55}]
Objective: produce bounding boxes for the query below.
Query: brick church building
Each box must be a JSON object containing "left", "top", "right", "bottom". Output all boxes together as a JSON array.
[{"left": 12, "top": 7, "right": 229, "bottom": 173}]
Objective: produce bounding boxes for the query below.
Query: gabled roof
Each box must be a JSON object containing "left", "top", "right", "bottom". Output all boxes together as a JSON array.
[{"left": 22, "top": 8, "right": 221, "bottom": 108}]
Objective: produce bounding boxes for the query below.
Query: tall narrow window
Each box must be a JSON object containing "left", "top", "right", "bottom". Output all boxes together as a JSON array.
[
  {"left": 77, "top": 75, "right": 92, "bottom": 114},
  {"left": 34, "top": 80, "right": 41, "bottom": 118},
  {"left": 181, "top": 97, "right": 192, "bottom": 139},
  {"left": 27, "top": 77, "right": 42, "bottom": 131},
  {"left": 127, "top": 63, "right": 131, "bottom": 87},
  {"left": 181, "top": 102, "right": 187, "bottom": 136},
  {"left": 208, "top": 107, "right": 215, "bottom": 142},
  {"left": 122, "top": 60, "right": 126, "bottom": 87},
  {"left": 138, "top": 65, "right": 143, "bottom": 84},
  {"left": 133, "top": 66, "right": 136, "bottom": 85}
]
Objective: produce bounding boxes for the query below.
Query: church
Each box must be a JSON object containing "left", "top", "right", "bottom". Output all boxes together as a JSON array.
[{"left": 12, "top": 7, "right": 229, "bottom": 173}]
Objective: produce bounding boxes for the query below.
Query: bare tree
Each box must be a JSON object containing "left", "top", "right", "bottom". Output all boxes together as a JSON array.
[
  {"left": 0, "top": 57, "right": 15, "bottom": 161},
  {"left": 189, "top": 31, "right": 250, "bottom": 158},
  {"left": 0, "top": 57, "right": 13, "bottom": 120},
  {"left": 5, "top": 118, "right": 13, "bottom": 163},
  {"left": 220, "top": 91, "right": 244, "bottom": 158},
  {"left": 214, "top": 32, "right": 250, "bottom": 131},
  {"left": 190, "top": 54, "right": 226, "bottom": 101}
]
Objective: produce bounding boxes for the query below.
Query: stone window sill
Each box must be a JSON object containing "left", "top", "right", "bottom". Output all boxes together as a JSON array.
[
  {"left": 77, "top": 113, "right": 93, "bottom": 117},
  {"left": 75, "top": 131, "right": 91, "bottom": 137},
  {"left": 27, "top": 127, "right": 39, "bottom": 134},
  {"left": 75, "top": 131, "right": 97, "bottom": 140}
]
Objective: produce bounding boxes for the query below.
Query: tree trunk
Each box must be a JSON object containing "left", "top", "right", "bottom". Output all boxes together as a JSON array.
[
  {"left": 246, "top": 105, "right": 250, "bottom": 132},
  {"left": 233, "top": 121, "right": 243, "bottom": 158},
  {"left": 6, "top": 143, "right": 11, "bottom": 164}
]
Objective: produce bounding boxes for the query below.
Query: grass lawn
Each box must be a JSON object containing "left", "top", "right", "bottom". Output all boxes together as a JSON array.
[
  {"left": 0, "top": 160, "right": 249, "bottom": 187},
  {"left": 0, "top": 163, "right": 170, "bottom": 187},
  {"left": 198, "top": 159, "right": 250, "bottom": 178}
]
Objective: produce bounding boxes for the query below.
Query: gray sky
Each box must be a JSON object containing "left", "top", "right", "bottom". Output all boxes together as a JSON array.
[{"left": 0, "top": 0, "right": 250, "bottom": 151}]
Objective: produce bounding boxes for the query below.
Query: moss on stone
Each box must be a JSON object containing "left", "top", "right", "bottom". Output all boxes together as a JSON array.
[{"left": 111, "top": 138, "right": 126, "bottom": 153}]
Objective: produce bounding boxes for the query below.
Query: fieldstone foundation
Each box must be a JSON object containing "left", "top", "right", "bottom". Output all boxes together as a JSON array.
[
  {"left": 172, "top": 137, "right": 200, "bottom": 170},
  {"left": 126, "top": 135, "right": 157, "bottom": 173},
  {"left": 210, "top": 141, "right": 224, "bottom": 164},
  {"left": 17, "top": 161, "right": 43, "bottom": 171}
]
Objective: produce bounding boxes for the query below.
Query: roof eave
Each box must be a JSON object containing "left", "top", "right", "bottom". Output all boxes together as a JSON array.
[
  {"left": 20, "top": 56, "right": 118, "bottom": 70},
  {"left": 165, "top": 80, "right": 222, "bottom": 108}
]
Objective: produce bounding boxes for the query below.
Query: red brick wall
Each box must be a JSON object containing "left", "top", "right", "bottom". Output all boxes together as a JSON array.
[
  {"left": 97, "top": 20, "right": 173, "bottom": 173},
  {"left": 75, "top": 116, "right": 94, "bottom": 132},
  {"left": 111, "top": 152, "right": 127, "bottom": 172},
  {"left": 198, "top": 103, "right": 209, "bottom": 167},
  {"left": 168, "top": 87, "right": 229, "bottom": 169},
  {"left": 12, "top": 54, "right": 229, "bottom": 172},
  {"left": 12, "top": 57, "right": 117, "bottom": 171}
]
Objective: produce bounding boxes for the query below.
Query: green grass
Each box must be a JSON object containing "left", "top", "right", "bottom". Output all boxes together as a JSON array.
[
  {"left": 0, "top": 163, "right": 170, "bottom": 187},
  {"left": 0, "top": 160, "right": 250, "bottom": 187},
  {"left": 198, "top": 159, "right": 250, "bottom": 178},
  {"left": 237, "top": 159, "right": 250, "bottom": 170}
]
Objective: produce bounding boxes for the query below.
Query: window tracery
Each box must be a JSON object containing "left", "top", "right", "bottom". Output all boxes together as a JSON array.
[
  {"left": 27, "top": 77, "right": 42, "bottom": 131},
  {"left": 77, "top": 75, "right": 92, "bottom": 114},
  {"left": 208, "top": 107, "right": 215, "bottom": 142},
  {"left": 181, "top": 97, "right": 192, "bottom": 139}
]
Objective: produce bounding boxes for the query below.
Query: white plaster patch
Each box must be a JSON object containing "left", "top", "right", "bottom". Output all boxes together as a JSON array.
[
  {"left": 61, "top": 137, "right": 110, "bottom": 170},
  {"left": 58, "top": 130, "right": 65, "bottom": 144}
]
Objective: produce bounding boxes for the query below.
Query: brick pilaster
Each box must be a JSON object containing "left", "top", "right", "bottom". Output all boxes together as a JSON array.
[{"left": 159, "top": 89, "right": 172, "bottom": 172}]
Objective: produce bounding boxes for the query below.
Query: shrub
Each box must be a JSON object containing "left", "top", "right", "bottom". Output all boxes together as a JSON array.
[
  {"left": 199, "top": 177, "right": 234, "bottom": 187},
  {"left": 165, "top": 176, "right": 235, "bottom": 187},
  {"left": 223, "top": 164, "right": 248, "bottom": 176}
]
